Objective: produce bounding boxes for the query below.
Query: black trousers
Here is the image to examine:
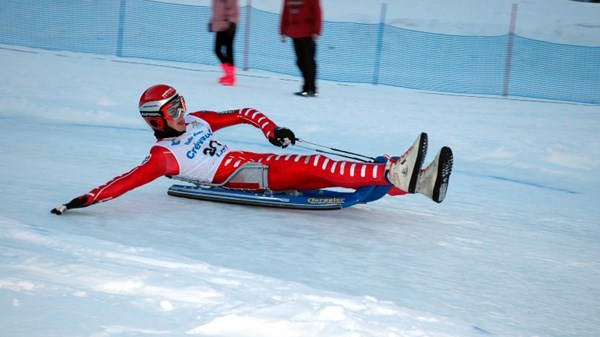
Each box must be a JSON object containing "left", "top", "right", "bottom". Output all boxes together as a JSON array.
[
  {"left": 215, "top": 23, "right": 236, "bottom": 66},
  {"left": 293, "top": 37, "right": 317, "bottom": 92}
]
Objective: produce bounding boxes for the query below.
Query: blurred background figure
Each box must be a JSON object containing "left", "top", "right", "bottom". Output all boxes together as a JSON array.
[
  {"left": 280, "top": 0, "right": 322, "bottom": 97},
  {"left": 210, "top": 0, "right": 239, "bottom": 86}
]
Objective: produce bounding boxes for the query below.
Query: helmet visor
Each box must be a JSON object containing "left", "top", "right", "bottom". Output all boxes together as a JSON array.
[{"left": 161, "top": 95, "right": 187, "bottom": 120}]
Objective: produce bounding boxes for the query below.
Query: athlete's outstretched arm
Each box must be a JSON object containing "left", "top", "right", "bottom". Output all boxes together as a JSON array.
[
  {"left": 50, "top": 146, "right": 178, "bottom": 215},
  {"left": 190, "top": 108, "right": 274, "bottom": 134},
  {"left": 189, "top": 108, "right": 295, "bottom": 146}
]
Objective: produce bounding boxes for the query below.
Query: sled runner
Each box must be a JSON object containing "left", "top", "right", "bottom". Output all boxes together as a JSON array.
[{"left": 167, "top": 162, "right": 393, "bottom": 210}]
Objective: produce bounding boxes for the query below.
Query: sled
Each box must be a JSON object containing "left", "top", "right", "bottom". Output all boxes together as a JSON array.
[{"left": 167, "top": 163, "right": 392, "bottom": 210}]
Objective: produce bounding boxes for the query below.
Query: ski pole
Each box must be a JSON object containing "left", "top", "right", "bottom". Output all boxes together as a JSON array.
[
  {"left": 294, "top": 138, "right": 376, "bottom": 162},
  {"left": 293, "top": 143, "right": 372, "bottom": 162}
]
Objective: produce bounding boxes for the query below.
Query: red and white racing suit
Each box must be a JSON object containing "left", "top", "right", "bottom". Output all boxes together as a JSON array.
[{"left": 73, "top": 108, "right": 398, "bottom": 209}]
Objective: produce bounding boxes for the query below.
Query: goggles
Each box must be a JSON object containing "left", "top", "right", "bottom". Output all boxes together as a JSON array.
[{"left": 161, "top": 95, "right": 187, "bottom": 120}]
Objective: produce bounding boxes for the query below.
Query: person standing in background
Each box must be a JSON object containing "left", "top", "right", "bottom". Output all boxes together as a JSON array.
[
  {"left": 210, "top": 0, "right": 239, "bottom": 86},
  {"left": 280, "top": 0, "right": 322, "bottom": 97}
]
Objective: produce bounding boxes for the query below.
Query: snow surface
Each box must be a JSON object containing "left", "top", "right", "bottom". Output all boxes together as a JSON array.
[{"left": 1, "top": 1, "right": 600, "bottom": 337}]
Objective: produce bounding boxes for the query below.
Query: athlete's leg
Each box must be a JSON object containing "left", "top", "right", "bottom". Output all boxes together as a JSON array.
[{"left": 214, "top": 151, "right": 390, "bottom": 190}]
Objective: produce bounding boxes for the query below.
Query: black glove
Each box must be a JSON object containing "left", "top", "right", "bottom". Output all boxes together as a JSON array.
[
  {"left": 50, "top": 196, "right": 89, "bottom": 215},
  {"left": 269, "top": 127, "right": 296, "bottom": 148}
]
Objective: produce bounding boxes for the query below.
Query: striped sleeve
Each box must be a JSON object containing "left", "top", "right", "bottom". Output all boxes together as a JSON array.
[{"left": 190, "top": 108, "right": 278, "bottom": 139}]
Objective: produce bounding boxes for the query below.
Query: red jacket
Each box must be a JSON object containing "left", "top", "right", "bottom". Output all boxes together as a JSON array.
[{"left": 280, "top": 0, "right": 322, "bottom": 38}]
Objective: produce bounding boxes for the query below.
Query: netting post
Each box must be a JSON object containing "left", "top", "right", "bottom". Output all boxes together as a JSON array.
[
  {"left": 243, "top": 0, "right": 252, "bottom": 71},
  {"left": 116, "top": 0, "right": 127, "bottom": 57},
  {"left": 373, "top": 3, "right": 387, "bottom": 85},
  {"left": 503, "top": 3, "right": 518, "bottom": 97}
]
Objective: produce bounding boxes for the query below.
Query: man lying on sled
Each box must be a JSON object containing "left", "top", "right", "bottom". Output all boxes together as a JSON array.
[{"left": 51, "top": 84, "right": 452, "bottom": 215}]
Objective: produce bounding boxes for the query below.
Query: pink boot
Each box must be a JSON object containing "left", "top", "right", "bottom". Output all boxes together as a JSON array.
[
  {"left": 221, "top": 64, "right": 236, "bottom": 86},
  {"left": 218, "top": 63, "right": 229, "bottom": 84}
]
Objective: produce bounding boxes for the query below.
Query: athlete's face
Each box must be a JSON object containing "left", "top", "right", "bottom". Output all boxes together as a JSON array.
[{"left": 166, "top": 111, "right": 186, "bottom": 132}]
